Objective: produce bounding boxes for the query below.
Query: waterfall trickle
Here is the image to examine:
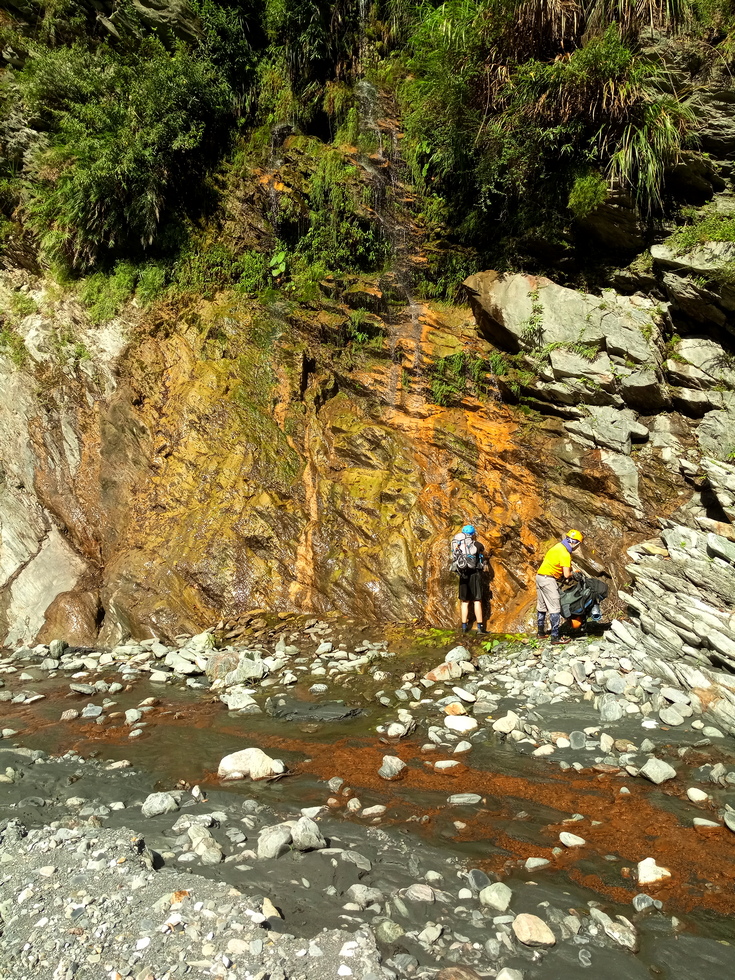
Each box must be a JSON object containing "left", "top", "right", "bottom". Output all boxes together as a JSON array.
[{"left": 351, "top": 78, "right": 427, "bottom": 410}]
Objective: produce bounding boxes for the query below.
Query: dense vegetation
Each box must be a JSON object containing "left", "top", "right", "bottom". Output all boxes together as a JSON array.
[{"left": 0, "top": 0, "right": 734, "bottom": 300}]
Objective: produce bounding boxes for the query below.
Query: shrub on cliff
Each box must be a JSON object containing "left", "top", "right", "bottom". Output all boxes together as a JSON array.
[{"left": 17, "top": 38, "right": 233, "bottom": 270}]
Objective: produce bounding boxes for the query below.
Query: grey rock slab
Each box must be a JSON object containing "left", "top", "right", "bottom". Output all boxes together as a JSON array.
[
  {"left": 141, "top": 792, "right": 180, "bottom": 818},
  {"left": 448, "top": 793, "right": 482, "bottom": 805},
  {"left": 525, "top": 857, "right": 550, "bottom": 871},
  {"left": 724, "top": 812, "right": 735, "bottom": 833},
  {"left": 640, "top": 757, "right": 677, "bottom": 785},
  {"left": 559, "top": 832, "right": 586, "bottom": 848}
]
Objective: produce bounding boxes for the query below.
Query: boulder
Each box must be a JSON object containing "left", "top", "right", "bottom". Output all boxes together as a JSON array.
[
  {"left": 637, "top": 857, "right": 671, "bottom": 885},
  {"left": 640, "top": 757, "right": 677, "bottom": 785},
  {"left": 512, "top": 912, "right": 556, "bottom": 947},
  {"left": 141, "top": 792, "right": 180, "bottom": 818},
  {"left": 291, "top": 816, "right": 326, "bottom": 851},
  {"left": 478, "top": 882, "right": 512, "bottom": 911},
  {"left": 257, "top": 824, "right": 292, "bottom": 860},
  {"left": 225, "top": 651, "right": 267, "bottom": 685},
  {"left": 618, "top": 370, "right": 669, "bottom": 413},
  {"left": 205, "top": 650, "right": 240, "bottom": 682},
  {"left": 662, "top": 273, "right": 727, "bottom": 327},
  {"left": 217, "top": 747, "right": 286, "bottom": 781}
]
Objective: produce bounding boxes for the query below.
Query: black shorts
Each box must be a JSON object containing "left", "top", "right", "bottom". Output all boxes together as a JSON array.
[{"left": 458, "top": 571, "right": 482, "bottom": 602}]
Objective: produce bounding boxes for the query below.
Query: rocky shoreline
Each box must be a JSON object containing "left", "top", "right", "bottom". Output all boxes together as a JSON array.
[{"left": 3, "top": 597, "right": 735, "bottom": 979}]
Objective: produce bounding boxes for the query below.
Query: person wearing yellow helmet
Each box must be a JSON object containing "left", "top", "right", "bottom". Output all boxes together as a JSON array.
[{"left": 536, "top": 530, "right": 584, "bottom": 645}]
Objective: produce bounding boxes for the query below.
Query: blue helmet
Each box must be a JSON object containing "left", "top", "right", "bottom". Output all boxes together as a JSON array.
[{"left": 462, "top": 524, "right": 476, "bottom": 535}]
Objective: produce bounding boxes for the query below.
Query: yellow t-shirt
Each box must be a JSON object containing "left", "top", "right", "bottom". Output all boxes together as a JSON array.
[{"left": 538, "top": 542, "right": 572, "bottom": 579}]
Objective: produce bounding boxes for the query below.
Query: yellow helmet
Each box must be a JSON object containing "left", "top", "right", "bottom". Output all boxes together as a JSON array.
[{"left": 566, "top": 529, "right": 584, "bottom": 541}]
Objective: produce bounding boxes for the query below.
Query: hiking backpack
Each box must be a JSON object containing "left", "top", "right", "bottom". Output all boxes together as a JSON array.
[{"left": 450, "top": 533, "right": 481, "bottom": 574}]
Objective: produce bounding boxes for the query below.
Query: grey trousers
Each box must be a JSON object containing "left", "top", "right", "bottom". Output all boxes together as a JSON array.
[{"left": 535, "top": 574, "right": 561, "bottom": 615}]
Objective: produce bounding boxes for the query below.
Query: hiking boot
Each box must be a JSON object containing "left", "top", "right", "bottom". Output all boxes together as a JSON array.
[
  {"left": 461, "top": 623, "right": 469, "bottom": 633},
  {"left": 550, "top": 635, "right": 571, "bottom": 646},
  {"left": 537, "top": 631, "right": 549, "bottom": 639},
  {"left": 476, "top": 624, "right": 486, "bottom": 634}
]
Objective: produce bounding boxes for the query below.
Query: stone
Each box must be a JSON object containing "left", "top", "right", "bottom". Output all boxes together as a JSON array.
[
  {"left": 361, "top": 805, "right": 387, "bottom": 818},
  {"left": 445, "top": 645, "right": 472, "bottom": 663},
  {"left": 291, "top": 816, "right": 326, "bottom": 851},
  {"left": 444, "top": 715, "right": 478, "bottom": 733},
  {"left": 225, "top": 652, "right": 267, "bottom": 685},
  {"left": 569, "top": 730, "right": 586, "bottom": 750},
  {"left": 217, "top": 747, "right": 286, "bottom": 781},
  {"left": 404, "top": 883, "right": 435, "bottom": 902},
  {"left": 496, "top": 970, "right": 524, "bottom": 980},
  {"left": 554, "top": 670, "right": 575, "bottom": 686},
  {"left": 141, "top": 792, "right": 180, "bottom": 818},
  {"left": 220, "top": 688, "right": 259, "bottom": 712},
  {"left": 448, "top": 793, "right": 482, "bottom": 805},
  {"left": 598, "top": 693, "right": 624, "bottom": 722},
  {"left": 418, "top": 922, "right": 443, "bottom": 944},
  {"left": 512, "top": 913, "right": 556, "bottom": 947},
  {"left": 687, "top": 787, "right": 709, "bottom": 803},
  {"left": 640, "top": 758, "right": 677, "bottom": 785},
  {"left": 257, "top": 825, "right": 292, "bottom": 860},
  {"left": 374, "top": 920, "right": 404, "bottom": 943},
  {"left": 492, "top": 711, "right": 520, "bottom": 734},
  {"left": 724, "top": 812, "right": 735, "bottom": 833},
  {"left": 524, "top": 856, "right": 550, "bottom": 871},
  {"left": 559, "top": 832, "right": 585, "bottom": 848},
  {"left": 378, "top": 755, "right": 406, "bottom": 780},
  {"left": 660, "top": 706, "right": 685, "bottom": 726},
  {"left": 638, "top": 857, "right": 671, "bottom": 885},
  {"left": 345, "top": 883, "right": 383, "bottom": 909},
  {"left": 478, "top": 882, "right": 512, "bottom": 912},
  {"left": 451, "top": 686, "right": 476, "bottom": 702},
  {"left": 425, "top": 662, "right": 463, "bottom": 682}
]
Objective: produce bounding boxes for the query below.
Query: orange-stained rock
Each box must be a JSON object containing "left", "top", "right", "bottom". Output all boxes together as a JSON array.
[
  {"left": 37, "top": 590, "right": 100, "bottom": 647},
  {"left": 444, "top": 701, "right": 467, "bottom": 716},
  {"left": 0, "top": 271, "right": 689, "bottom": 645},
  {"left": 425, "top": 662, "right": 463, "bottom": 682}
]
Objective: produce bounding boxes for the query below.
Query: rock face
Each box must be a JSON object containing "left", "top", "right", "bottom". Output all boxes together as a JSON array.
[
  {"left": 1, "top": 266, "right": 658, "bottom": 644},
  {"left": 604, "top": 458, "right": 735, "bottom": 736}
]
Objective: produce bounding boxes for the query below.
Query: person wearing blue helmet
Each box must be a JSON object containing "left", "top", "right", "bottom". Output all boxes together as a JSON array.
[{"left": 450, "top": 524, "right": 486, "bottom": 633}]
